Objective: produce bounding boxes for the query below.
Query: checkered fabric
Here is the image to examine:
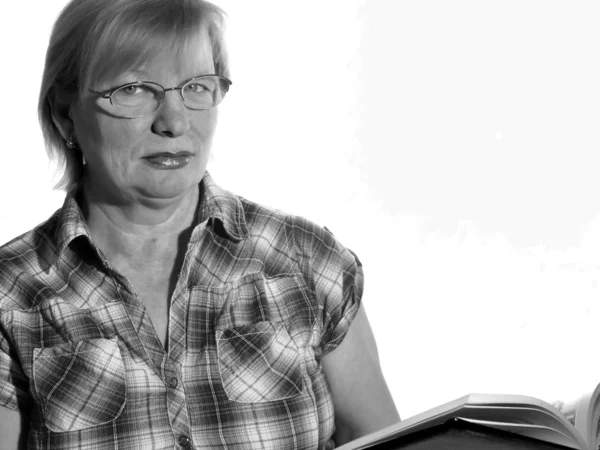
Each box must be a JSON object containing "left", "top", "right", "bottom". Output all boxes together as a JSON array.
[{"left": 0, "top": 172, "right": 363, "bottom": 449}]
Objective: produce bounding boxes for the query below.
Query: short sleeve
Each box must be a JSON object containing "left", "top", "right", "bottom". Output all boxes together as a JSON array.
[
  {"left": 286, "top": 216, "right": 364, "bottom": 356},
  {"left": 0, "top": 327, "right": 31, "bottom": 413}
]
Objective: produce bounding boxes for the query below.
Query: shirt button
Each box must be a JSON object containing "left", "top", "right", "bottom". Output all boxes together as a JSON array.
[
  {"left": 178, "top": 435, "right": 190, "bottom": 447},
  {"left": 169, "top": 377, "right": 178, "bottom": 389}
]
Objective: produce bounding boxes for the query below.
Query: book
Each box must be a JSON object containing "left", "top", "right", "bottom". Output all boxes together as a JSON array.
[{"left": 336, "top": 385, "right": 600, "bottom": 450}]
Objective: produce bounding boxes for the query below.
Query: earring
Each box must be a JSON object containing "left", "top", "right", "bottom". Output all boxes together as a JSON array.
[{"left": 66, "top": 136, "right": 77, "bottom": 149}]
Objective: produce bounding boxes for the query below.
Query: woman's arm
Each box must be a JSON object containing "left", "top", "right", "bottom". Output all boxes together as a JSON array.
[
  {"left": 0, "top": 406, "right": 27, "bottom": 449},
  {"left": 322, "top": 303, "right": 400, "bottom": 446}
]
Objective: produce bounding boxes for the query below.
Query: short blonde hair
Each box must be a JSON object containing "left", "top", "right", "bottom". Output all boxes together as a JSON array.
[{"left": 38, "top": 0, "right": 229, "bottom": 194}]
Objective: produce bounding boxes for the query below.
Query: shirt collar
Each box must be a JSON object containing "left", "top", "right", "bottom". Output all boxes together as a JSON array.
[
  {"left": 198, "top": 171, "right": 249, "bottom": 242},
  {"left": 55, "top": 192, "right": 94, "bottom": 261},
  {"left": 54, "top": 171, "right": 248, "bottom": 262}
]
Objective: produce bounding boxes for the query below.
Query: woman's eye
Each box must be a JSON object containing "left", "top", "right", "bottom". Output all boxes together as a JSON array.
[
  {"left": 185, "top": 83, "right": 208, "bottom": 93},
  {"left": 120, "top": 85, "right": 146, "bottom": 95}
]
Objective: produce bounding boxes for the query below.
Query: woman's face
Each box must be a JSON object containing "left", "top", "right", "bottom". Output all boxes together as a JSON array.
[{"left": 70, "top": 34, "right": 218, "bottom": 205}]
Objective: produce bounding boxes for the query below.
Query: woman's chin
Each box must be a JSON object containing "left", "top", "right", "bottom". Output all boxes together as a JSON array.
[
  {"left": 131, "top": 173, "right": 201, "bottom": 204},
  {"left": 132, "top": 158, "right": 206, "bottom": 199}
]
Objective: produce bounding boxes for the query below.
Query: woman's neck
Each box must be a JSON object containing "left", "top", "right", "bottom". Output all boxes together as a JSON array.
[{"left": 80, "top": 184, "right": 200, "bottom": 261}]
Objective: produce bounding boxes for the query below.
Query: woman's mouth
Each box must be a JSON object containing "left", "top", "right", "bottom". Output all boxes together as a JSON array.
[{"left": 143, "top": 152, "right": 192, "bottom": 170}]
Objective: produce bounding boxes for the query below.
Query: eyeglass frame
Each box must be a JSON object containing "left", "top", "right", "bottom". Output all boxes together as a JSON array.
[{"left": 87, "top": 74, "right": 233, "bottom": 117}]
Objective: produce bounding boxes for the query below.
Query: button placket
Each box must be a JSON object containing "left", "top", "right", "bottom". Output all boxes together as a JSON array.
[{"left": 162, "top": 360, "right": 192, "bottom": 448}]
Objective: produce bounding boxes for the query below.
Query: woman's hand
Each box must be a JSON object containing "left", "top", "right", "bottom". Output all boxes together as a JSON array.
[{"left": 322, "top": 303, "right": 400, "bottom": 445}]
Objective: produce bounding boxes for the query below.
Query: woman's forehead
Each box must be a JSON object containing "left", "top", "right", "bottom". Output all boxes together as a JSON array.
[
  {"left": 136, "top": 41, "right": 215, "bottom": 80},
  {"left": 92, "top": 28, "right": 215, "bottom": 86}
]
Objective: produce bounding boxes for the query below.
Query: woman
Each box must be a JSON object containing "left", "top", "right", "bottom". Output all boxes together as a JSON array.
[{"left": 0, "top": 0, "right": 399, "bottom": 448}]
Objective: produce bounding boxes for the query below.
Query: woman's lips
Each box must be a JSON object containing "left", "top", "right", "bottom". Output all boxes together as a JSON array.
[{"left": 143, "top": 152, "right": 192, "bottom": 169}]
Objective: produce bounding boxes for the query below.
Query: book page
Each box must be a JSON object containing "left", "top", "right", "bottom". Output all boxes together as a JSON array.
[
  {"left": 551, "top": 382, "right": 600, "bottom": 448},
  {"left": 463, "top": 405, "right": 576, "bottom": 430},
  {"left": 336, "top": 393, "right": 589, "bottom": 450},
  {"left": 460, "top": 398, "right": 588, "bottom": 450},
  {"left": 465, "top": 392, "right": 586, "bottom": 447},
  {"left": 573, "top": 383, "right": 600, "bottom": 449},
  {"left": 457, "top": 417, "right": 581, "bottom": 450}
]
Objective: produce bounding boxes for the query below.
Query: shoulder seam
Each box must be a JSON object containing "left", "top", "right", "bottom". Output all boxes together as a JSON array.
[{"left": 283, "top": 214, "right": 303, "bottom": 275}]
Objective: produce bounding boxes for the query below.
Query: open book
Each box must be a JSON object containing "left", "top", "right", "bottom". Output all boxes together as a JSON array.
[{"left": 337, "top": 385, "right": 600, "bottom": 450}]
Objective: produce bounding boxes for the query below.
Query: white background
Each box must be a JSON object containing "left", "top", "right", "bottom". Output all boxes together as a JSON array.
[{"left": 2, "top": 0, "right": 600, "bottom": 419}]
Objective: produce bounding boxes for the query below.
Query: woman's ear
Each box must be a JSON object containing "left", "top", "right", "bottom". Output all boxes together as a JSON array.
[{"left": 50, "top": 89, "right": 77, "bottom": 142}]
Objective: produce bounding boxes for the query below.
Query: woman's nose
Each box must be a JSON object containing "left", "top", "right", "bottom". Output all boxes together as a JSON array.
[{"left": 151, "top": 90, "right": 190, "bottom": 137}]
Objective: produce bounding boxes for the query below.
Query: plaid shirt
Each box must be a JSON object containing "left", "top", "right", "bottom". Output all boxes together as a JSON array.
[{"left": 0, "top": 173, "right": 363, "bottom": 450}]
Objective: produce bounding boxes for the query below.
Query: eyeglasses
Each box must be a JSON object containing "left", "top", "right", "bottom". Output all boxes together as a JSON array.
[{"left": 88, "top": 74, "right": 232, "bottom": 118}]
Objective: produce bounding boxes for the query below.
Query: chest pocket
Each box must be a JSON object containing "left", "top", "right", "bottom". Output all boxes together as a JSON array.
[
  {"left": 214, "top": 273, "right": 313, "bottom": 403},
  {"left": 32, "top": 337, "right": 126, "bottom": 432},
  {"left": 216, "top": 320, "right": 303, "bottom": 403}
]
